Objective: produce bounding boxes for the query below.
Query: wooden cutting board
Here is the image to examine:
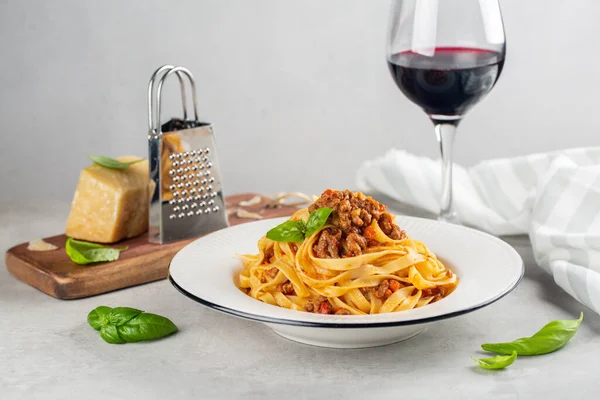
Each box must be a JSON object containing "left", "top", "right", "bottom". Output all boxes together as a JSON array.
[{"left": 5, "top": 193, "right": 297, "bottom": 300}]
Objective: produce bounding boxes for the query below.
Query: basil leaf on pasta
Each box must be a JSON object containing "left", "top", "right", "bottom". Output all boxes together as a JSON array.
[
  {"left": 266, "top": 207, "right": 332, "bottom": 242},
  {"left": 472, "top": 351, "right": 517, "bottom": 370},
  {"left": 481, "top": 312, "right": 583, "bottom": 356},
  {"left": 266, "top": 220, "right": 305, "bottom": 242},
  {"left": 305, "top": 207, "right": 333, "bottom": 238},
  {"left": 298, "top": 219, "right": 307, "bottom": 233}
]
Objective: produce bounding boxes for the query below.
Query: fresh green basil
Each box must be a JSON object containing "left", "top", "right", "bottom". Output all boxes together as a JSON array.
[
  {"left": 108, "top": 307, "right": 142, "bottom": 326},
  {"left": 266, "top": 207, "right": 333, "bottom": 243},
  {"left": 266, "top": 220, "right": 305, "bottom": 243},
  {"left": 87, "top": 306, "right": 178, "bottom": 344},
  {"left": 66, "top": 238, "right": 127, "bottom": 265},
  {"left": 116, "top": 313, "right": 179, "bottom": 343},
  {"left": 305, "top": 207, "right": 334, "bottom": 238},
  {"left": 89, "top": 155, "right": 145, "bottom": 169},
  {"left": 100, "top": 324, "right": 126, "bottom": 344},
  {"left": 87, "top": 306, "right": 112, "bottom": 330},
  {"left": 472, "top": 350, "right": 517, "bottom": 370},
  {"left": 298, "top": 219, "right": 307, "bottom": 233},
  {"left": 481, "top": 312, "right": 583, "bottom": 356}
]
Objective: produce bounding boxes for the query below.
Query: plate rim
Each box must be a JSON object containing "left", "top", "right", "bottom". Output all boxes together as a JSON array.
[{"left": 169, "top": 215, "right": 524, "bottom": 329}]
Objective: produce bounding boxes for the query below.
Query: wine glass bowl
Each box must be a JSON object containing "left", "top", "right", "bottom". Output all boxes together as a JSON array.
[
  {"left": 386, "top": 0, "right": 506, "bottom": 223},
  {"left": 387, "top": 48, "right": 504, "bottom": 118}
]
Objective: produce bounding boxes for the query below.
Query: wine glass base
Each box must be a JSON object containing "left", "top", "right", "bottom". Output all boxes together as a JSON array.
[{"left": 437, "top": 212, "right": 460, "bottom": 225}]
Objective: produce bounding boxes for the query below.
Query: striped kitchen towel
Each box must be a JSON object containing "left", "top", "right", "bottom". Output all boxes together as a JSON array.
[{"left": 357, "top": 147, "right": 600, "bottom": 314}]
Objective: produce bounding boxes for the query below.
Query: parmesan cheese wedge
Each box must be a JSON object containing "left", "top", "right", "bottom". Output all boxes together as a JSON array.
[{"left": 65, "top": 156, "right": 153, "bottom": 244}]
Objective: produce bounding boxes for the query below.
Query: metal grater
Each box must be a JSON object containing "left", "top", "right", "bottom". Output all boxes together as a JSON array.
[{"left": 147, "top": 65, "right": 228, "bottom": 244}]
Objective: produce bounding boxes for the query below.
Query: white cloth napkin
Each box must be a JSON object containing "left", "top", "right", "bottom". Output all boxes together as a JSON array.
[{"left": 357, "top": 147, "right": 600, "bottom": 314}]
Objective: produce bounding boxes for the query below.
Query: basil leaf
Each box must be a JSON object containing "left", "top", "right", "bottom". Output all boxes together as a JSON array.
[
  {"left": 88, "top": 306, "right": 112, "bottom": 331},
  {"left": 298, "top": 219, "right": 307, "bottom": 234},
  {"left": 66, "top": 238, "right": 127, "bottom": 265},
  {"left": 89, "top": 155, "right": 145, "bottom": 169},
  {"left": 117, "top": 313, "right": 178, "bottom": 343},
  {"left": 305, "top": 207, "right": 333, "bottom": 238},
  {"left": 472, "top": 350, "right": 517, "bottom": 370},
  {"left": 100, "top": 324, "right": 126, "bottom": 344},
  {"left": 266, "top": 220, "right": 305, "bottom": 243},
  {"left": 108, "top": 307, "right": 143, "bottom": 326},
  {"left": 482, "top": 312, "right": 583, "bottom": 356}
]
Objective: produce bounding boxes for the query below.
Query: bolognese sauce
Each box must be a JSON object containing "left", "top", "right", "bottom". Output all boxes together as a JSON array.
[{"left": 309, "top": 189, "right": 406, "bottom": 258}]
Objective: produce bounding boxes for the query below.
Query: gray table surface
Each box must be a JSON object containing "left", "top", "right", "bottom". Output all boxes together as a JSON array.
[{"left": 2, "top": 198, "right": 600, "bottom": 400}]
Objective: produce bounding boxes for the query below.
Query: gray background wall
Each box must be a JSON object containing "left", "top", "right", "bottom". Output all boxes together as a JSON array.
[{"left": 1, "top": 0, "right": 598, "bottom": 206}]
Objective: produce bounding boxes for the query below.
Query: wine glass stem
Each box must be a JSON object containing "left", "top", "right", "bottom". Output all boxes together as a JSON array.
[{"left": 434, "top": 121, "right": 459, "bottom": 224}]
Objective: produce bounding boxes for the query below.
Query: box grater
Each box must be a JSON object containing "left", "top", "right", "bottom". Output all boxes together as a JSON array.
[{"left": 147, "top": 65, "right": 228, "bottom": 244}]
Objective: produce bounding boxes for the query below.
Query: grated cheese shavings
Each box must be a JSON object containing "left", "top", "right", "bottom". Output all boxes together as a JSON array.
[
  {"left": 272, "top": 192, "right": 313, "bottom": 207},
  {"left": 238, "top": 195, "right": 262, "bottom": 207},
  {"left": 236, "top": 209, "right": 263, "bottom": 219},
  {"left": 27, "top": 239, "right": 58, "bottom": 252}
]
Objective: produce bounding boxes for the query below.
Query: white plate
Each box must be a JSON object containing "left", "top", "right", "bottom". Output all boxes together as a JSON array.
[{"left": 169, "top": 216, "right": 524, "bottom": 348}]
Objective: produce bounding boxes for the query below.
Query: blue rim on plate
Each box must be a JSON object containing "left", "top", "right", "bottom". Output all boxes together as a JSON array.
[{"left": 168, "top": 263, "right": 524, "bottom": 329}]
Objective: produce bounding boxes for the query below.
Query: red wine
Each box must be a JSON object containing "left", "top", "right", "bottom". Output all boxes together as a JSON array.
[{"left": 388, "top": 47, "right": 504, "bottom": 117}]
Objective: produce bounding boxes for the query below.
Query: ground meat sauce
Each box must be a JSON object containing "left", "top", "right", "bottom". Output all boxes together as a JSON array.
[
  {"left": 303, "top": 296, "right": 346, "bottom": 315},
  {"left": 315, "top": 228, "right": 342, "bottom": 258},
  {"left": 422, "top": 285, "right": 445, "bottom": 302},
  {"left": 276, "top": 281, "right": 295, "bottom": 295},
  {"left": 309, "top": 190, "right": 406, "bottom": 258}
]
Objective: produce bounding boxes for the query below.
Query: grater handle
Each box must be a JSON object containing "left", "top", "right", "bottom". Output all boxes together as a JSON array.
[
  {"left": 149, "top": 66, "right": 199, "bottom": 135},
  {"left": 147, "top": 65, "right": 191, "bottom": 133},
  {"left": 155, "top": 67, "right": 199, "bottom": 133}
]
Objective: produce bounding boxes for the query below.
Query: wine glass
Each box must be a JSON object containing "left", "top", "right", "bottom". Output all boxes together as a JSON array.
[{"left": 386, "top": 0, "right": 506, "bottom": 224}]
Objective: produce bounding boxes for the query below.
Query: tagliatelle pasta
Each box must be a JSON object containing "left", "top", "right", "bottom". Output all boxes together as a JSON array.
[{"left": 237, "top": 190, "right": 458, "bottom": 315}]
